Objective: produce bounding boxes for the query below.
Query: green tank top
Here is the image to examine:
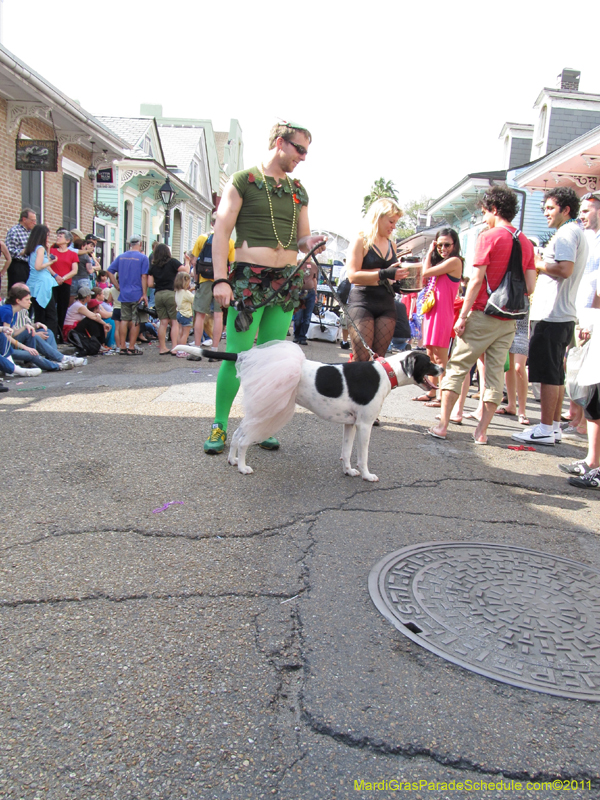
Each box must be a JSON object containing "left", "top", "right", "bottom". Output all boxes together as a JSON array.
[{"left": 231, "top": 167, "right": 309, "bottom": 251}]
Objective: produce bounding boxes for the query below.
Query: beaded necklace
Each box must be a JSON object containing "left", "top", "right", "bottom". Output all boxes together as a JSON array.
[{"left": 259, "top": 164, "right": 297, "bottom": 250}]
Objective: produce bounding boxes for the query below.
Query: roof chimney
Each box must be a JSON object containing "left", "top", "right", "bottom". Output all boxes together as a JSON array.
[{"left": 557, "top": 69, "right": 581, "bottom": 92}]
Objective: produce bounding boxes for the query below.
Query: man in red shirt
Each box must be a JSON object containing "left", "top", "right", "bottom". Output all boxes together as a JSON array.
[{"left": 429, "top": 186, "right": 537, "bottom": 444}]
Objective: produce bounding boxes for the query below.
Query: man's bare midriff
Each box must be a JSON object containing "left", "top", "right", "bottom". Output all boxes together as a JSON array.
[{"left": 235, "top": 241, "right": 298, "bottom": 269}]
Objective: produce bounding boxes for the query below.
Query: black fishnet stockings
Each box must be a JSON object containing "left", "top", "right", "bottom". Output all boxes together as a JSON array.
[{"left": 347, "top": 307, "right": 396, "bottom": 360}]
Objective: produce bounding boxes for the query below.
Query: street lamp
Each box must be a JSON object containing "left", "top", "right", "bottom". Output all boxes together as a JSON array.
[{"left": 159, "top": 176, "right": 176, "bottom": 245}]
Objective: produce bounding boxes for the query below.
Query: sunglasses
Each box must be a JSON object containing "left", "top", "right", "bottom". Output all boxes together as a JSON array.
[
  {"left": 582, "top": 192, "right": 600, "bottom": 202},
  {"left": 437, "top": 242, "right": 453, "bottom": 249},
  {"left": 287, "top": 140, "right": 308, "bottom": 156}
]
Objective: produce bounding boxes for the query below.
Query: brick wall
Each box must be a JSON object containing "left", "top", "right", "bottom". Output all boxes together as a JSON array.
[{"left": 0, "top": 98, "right": 93, "bottom": 239}]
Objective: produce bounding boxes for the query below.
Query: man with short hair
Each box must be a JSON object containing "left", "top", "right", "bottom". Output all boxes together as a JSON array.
[
  {"left": 429, "top": 185, "right": 536, "bottom": 445},
  {"left": 107, "top": 235, "right": 149, "bottom": 355},
  {"left": 513, "top": 187, "right": 588, "bottom": 446},
  {"left": 205, "top": 121, "right": 326, "bottom": 454},
  {"left": 5, "top": 208, "right": 36, "bottom": 288}
]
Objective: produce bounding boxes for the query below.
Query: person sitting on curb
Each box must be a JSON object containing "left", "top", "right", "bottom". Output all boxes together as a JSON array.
[{"left": 0, "top": 283, "right": 77, "bottom": 371}]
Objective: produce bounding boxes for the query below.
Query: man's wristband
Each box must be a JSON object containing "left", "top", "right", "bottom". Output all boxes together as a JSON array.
[{"left": 212, "top": 278, "right": 232, "bottom": 293}]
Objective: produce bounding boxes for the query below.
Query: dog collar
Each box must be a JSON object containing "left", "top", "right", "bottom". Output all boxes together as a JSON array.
[{"left": 376, "top": 357, "right": 398, "bottom": 390}]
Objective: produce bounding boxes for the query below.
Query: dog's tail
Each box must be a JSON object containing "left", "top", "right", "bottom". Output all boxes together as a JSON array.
[
  {"left": 235, "top": 341, "right": 306, "bottom": 446},
  {"left": 171, "top": 345, "right": 238, "bottom": 361}
]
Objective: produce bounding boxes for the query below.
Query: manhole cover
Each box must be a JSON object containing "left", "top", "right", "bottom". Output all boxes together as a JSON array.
[{"left": 368, "top": 542, "right": 600, "bottom": 701}]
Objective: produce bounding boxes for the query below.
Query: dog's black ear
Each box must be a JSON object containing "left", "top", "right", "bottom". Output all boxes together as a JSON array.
[{"left": 400, "top": 351, "right": 418, "bottom": 378}]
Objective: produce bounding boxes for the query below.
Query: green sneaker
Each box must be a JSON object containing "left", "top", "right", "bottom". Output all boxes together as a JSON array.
[
  {"left": 204, "top": 423, "right": 227, "bottom": 454},
  {"left": 258, "top": 436, "right": 280, "bottom": 450}
]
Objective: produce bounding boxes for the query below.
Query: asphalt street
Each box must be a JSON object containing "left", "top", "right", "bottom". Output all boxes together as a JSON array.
[{"left": 1, "top": 336, "right": 598, "bottom": 800}]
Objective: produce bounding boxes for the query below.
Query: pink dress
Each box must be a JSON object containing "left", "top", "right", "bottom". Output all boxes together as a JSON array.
[{"left": 422, "top": 273, "right": 460, "bottom": 348}]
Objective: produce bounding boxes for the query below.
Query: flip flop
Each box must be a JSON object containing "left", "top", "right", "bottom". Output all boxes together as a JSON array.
[
  {"left": 495, "top": 406, "right": 516, "bottom": 416},
  {"left": 425, "top": 429, "right": 446, "bottom": 440},
  {"left": 435, "top": 414, "right": 463, "bottom": 425},
  {"left": 518, "top": 414, "right": 530, "bottom": 425},
  {"left": 159, "top": 351, "right": 171, "bottom": 355},
  {"left": 472, "top": 435, "right": 488, "bottom": 446},
  {"left": 126, "top": 347, "right": 143, "bottom": 356},
  {"left": 412, "top": 393, "right": 436, "bottom": 402}
]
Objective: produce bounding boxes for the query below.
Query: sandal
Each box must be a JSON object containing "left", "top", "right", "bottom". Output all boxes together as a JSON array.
[
  {"left": 518, "top": 414, "right": 530, "bottom": 425},
  {"left": 118, "top": 348, "right": 129, "bottom": 355},
  {"left": 495, "top": 406, "right": 516, "bottom": 416},
  {"left": 126, "top": 347, "right": 143, "bottom": 356},
  {"left": 412, "top": 392, "right": 436, "bottom": 402}
]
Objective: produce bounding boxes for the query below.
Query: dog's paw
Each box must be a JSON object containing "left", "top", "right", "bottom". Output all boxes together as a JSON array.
[
  {"left": 238, "top": 465, "right": 253, "bottom": 475},
  {"left": 228, "top": 456, "right": 238, "bottom": 466},
  {"left": 344, "top": 467, "right": 360, "bottom": 477},
  {"left": 362, "top": 472, "right": 379, "bottom": 482}
]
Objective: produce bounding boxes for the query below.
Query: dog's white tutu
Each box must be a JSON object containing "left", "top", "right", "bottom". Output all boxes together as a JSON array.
[{"left": 235, "top": 341, "right": 305, "bottom": 445}]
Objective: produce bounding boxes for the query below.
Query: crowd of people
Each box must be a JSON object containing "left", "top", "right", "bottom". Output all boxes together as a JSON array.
[{"left": 1, "top": 123, "right": 599, "bottom": 494}]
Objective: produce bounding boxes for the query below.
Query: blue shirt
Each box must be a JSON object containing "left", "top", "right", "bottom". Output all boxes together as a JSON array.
[
  {"left": 27, "top": 246, "right": 57, "bottom": 308},
  {"left": 108, "top": 250, "right": 149, "bottom": 302},
  {"left": 0, "top": 303, "right": 15, "bottom": 326}
]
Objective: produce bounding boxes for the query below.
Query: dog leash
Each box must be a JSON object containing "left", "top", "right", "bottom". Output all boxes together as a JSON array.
[{"left": 312, "top": 255, "right": 377, "bottom": 360}]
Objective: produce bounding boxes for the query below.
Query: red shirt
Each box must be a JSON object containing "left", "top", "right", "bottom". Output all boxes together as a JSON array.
[
  {"left": 472, "top": 226, "right": 535, "bottom": 313},
  {"left": 50, "top": 246, "right": 79, "bottom": 285}
]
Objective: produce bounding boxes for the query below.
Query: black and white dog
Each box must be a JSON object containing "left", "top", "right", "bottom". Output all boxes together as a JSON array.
[{"left": 175, "top": 342, "right": 442, "bottom": 481}]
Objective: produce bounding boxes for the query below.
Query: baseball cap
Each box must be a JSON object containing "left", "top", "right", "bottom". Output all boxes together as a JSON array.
[
  {"left": 87, "top": 299, "right": 100, "bottom": 309},
  {"left": 85, "top": 233, "right": 99, "bottom": 241},
  {"left": 128, "top": 234, "right": 142, "bottom": 244}
]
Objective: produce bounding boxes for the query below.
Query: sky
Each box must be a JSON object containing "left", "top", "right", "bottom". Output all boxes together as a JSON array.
[{"left": 4, "top": 0, "right": 600, "bottom": 241}]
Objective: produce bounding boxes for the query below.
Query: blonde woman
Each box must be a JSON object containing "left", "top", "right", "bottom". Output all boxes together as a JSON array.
[{"left": 346, "top": 198, "right": 409, "bottom": 361}]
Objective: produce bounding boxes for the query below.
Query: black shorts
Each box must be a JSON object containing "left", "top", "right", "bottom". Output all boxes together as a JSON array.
[
  {"left": 348, "top": 285, "right": 395, "bottom": 319},
  {"left": 585, "top": 385, "right": 600, "bottom": 421},
  {"left": 528, "top": 320, "right": 575, "bottom": 385}
]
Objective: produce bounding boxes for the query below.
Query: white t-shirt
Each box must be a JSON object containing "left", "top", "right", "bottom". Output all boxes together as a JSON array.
[
  {"left": 576, "top": 229, "right": 600, "bottom": 315},
  {"left": 530, "top": 221, "right": 588, "bottom": 322}
]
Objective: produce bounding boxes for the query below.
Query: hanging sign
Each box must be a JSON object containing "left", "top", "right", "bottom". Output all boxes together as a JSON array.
[
  {"left": 96, "top": 167, "right": 115, "bottom": 188},
  {"left": 15, "top": 139, "right": 58, "bottom": 171}
]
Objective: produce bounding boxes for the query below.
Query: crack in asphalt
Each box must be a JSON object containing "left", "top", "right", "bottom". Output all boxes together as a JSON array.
[
  {"left": 298, "top": 709, "right": 600, "bottom": 786},
  {"left": 0, "top": 589, "right": 308, "bottom": 610}
]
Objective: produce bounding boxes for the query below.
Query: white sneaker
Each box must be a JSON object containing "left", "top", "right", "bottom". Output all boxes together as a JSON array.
[
  {"left": 13, "top": 365, "right": 42, "bottom": 377},
  {"left": 64, "top": 356, "right": 87, "bottom": 366},
  {"left": 553, "top": 427, "right": 562, "bottom": 443},
  {"left": 202, "top": 339, "right": 213, "bottom": 348},
  {"left": 511, "top": 425, "right": 555, "bottom": 446},
  {"left": 58, "top": 360, "right": 74, "bottom": 370}
]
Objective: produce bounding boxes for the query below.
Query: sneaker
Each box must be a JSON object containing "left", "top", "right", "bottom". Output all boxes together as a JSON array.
[
  {"left": 340, "top": 341, "right": 350, "bottom": 350},
  {"left": 559, "top": 460, "right": 592, "bottom": 476},
  {"left": 258, "top": 436, "right": 280, "bottom": 450},
  {"left": 58, "top": 360, "right": 74, "bottom": 370},
  {"left": 65, "top": 356, "right": 87, "bottom": 366},
  {"left": 202, "top": 338, "right": 213, "bottom": 348},
  {"left": 13, "top": 365, "right": 42, "bottom": 377},
  {"left": 511, "top": 425, "right": 555, "bottom": 446},
  {"left": 553, "top": 427, "right": 562, "bottom": 443},
  {"left": 561, "top": 425, "right": 586, "bottom": 440},
  {"left": 204, "top": 424, "right": 227, "bottom": 454},
  {"left": 569, "top": 468, "right": 600, "bottom": 489}
]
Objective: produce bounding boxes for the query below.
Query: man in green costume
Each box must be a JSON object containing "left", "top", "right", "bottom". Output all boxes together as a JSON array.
[{"left": 204, "top": 122, "right": 326, "bottom": 454}]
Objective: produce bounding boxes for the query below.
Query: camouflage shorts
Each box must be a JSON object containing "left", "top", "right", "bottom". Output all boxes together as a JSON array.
[{"left": 231, "top": 262, "right": 304, "bottom": 314}]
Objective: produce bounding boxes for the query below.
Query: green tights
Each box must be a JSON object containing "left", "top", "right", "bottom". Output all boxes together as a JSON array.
[{"left": 214, "top": 304, "right": 294, "bottom": 431}]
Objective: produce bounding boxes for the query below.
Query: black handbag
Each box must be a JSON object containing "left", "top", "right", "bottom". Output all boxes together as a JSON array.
[{"left": 484, "top": 229, "right": 529, "bottom": 320}]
